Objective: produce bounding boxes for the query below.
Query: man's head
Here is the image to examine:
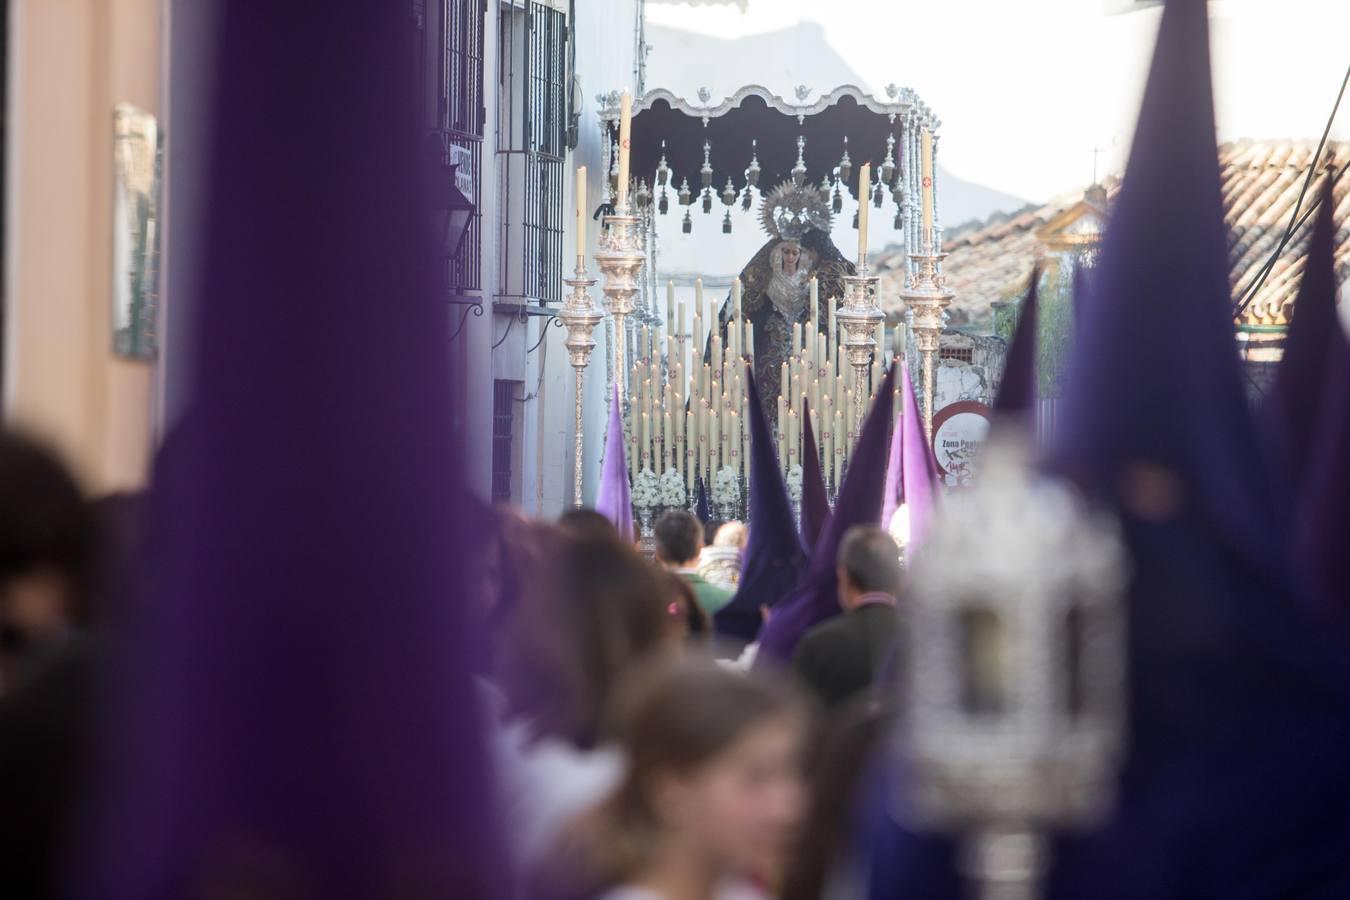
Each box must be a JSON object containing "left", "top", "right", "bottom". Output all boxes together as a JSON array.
[
  {"left": 0, "top": 432, "right": 99, "bottom": 656},
  {"left": 713, "top": 520, "right": 747, "bottom": 550},
  {"left": 835, "top": 525, "right": 902, "bottom": 611},
  {"left": 654, "top": 510, "right": 704, "bottom": 569}
]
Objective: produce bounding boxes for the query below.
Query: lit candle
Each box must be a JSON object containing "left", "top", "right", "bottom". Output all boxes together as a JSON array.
[
  {"left": 792, "top": 322, "right": 803, "bottom": 359},
  {"left": 809, "top": 276, "right": 819, "bottom": 322},
  {"left": 629, "top": 426, "right": 638, "bottom": 482},
  {"left": 678, "top": 299, "right": 687, "bottom": 344},
  {"left": 921, "top": 128, "right": 934, "bottom": 241},
  {"left": 664, "top": 410, "right": 673, "bottom": 470},
  {"left": 734, "top": 409, "right": 744, "bottom": 478},
  {"left": 733, "top": 277, "right": 743, "bottom": 319},
  {"left": 846, "top": 388, "right": 856, "bottom": 451},
  {"left": 693, "top": 313, "right": 704, "bottom": 365},
  {"left": 685, "top": 410, "right": 696, "bottom": 489},
  {"left": 695, "top": 277, "right": 704, "bottom": 320},
  {"left": 698, "top": 402, "right": 709, "bottom": 482},
  {"left": 834, "top": 407, "right": 846, "bottom": 487},
  {"left": 576, "top": 165, "right": 587, "bottom": 259},
  {"left": 857, "top": 162, "right": 871, "bottom": 265},
  {"left": 745, "top": 321, "right": 754, "bottom": 362},
  {"left": 662, "top": 384, "right": 671, "bottom": 468},
  {"left": 811, "top": 376, "right": 822, "bottom": 430},
  {"left": 644, "top": 376, "right": 654, "bottom": 444},
  {"left": 820, "top": 407, "right": 831, "bottom": 488},
  {"left": 777, "top": 395, "right": 788, "bottom": 469},
  {"left": 644, "top": 412, "right": 655, "bottom": 470},
  {"left": 667, "top": 282, "right": 676, "bottom": 337},
  {"left": 617, "top": 90, "right": 633, "bottom": 210},
  {"left": 780, "top": 362, "right": 790, "bottom": 403},
  {"left": 820, "top": 304, "right": 831, "bottom": 364},
  {"left": 742, "top": 412, "right": 750, "bottom": 480},
  {"left": 787, "top": 409, "right": 799, "bottom": 464},
  {"left": 712, "top": 333, "right": 722, "bottom": 383},
  {"left": 710, "top": 404, "right": 721, "bottom": 473}
]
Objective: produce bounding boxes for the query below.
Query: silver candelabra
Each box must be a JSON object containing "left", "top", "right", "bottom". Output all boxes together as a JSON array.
[
  {"left": 560, "top": 254, "right": 604, "bottom": 508},
  {"left": 593, "top": 201, "right": 646, "bottom": 404},
  {"left": 836, "top": 262, "right": 885, "bottom": 432}
]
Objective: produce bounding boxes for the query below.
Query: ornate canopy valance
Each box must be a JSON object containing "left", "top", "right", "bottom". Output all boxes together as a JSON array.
[{"left": 597, "top": 84, "right": 941, "bottom": 238}]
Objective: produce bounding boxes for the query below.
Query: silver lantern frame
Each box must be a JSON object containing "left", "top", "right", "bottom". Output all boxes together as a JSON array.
[{"left": 898, "top": 434, "right": 1128, "bottom": 900}]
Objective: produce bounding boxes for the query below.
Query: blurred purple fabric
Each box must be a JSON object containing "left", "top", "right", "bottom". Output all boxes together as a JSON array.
[
  {"left": 880, "top": 362, "right": 939, "bottom": 552},
  {"left": 75, "top": 4, "right": 505, "bottom": 898},
  {"left": 1288, "top": 182, "right": 1350, "bottom": 609},
  {"left": 714, "top": 367, "right": 807, "bottom": 643},
  {"left": 798, "top": 404, "right": 830, "bottom": 551},
  {"left": 755, "top": 365, "right": 894, "bottom": 666},
  {"left": 1045, "top": 0, "right": 1350, "bottom": 891},
  {"left": 595, "top": 385, "right": 635, "bottom": 542},
  {"left": 1264, "top": 178, "right": 1349, "bottom": 512},
  {"left": 992, "top": 265, "right": 1040, "bottom": 418}
]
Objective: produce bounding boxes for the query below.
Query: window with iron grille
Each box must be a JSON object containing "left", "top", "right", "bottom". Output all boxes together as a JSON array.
[
  {"left": 492, "top": 380, "right": 520, "bottom": 503},
  {"left": 443, "top": 0, "right": 486, "bottom": 293},
  {"left": 941, "top": 346, "right": 975, "bottom": 365},
  {"left": 497, "top": 0, "right": 568, "bottom": 306}
]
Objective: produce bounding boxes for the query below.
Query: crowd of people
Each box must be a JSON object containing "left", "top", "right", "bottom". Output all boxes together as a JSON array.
[
  {"left": 488, "top": 503, "right": 909, "bottom": 898},
  {"left": 0, "top": 429, "right": 908, "bottom": 899}
]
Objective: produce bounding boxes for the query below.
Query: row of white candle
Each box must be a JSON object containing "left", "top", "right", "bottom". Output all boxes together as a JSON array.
[
  {"left": 618, "top": 274, "right": 905, "bottom": 497},
  {"left": 625, "top": 296, "right": 755, "bottom": 488}
]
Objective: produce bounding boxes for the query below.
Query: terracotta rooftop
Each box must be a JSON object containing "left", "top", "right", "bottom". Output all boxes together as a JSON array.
[{"left": 876, "top": 140, "right": 1350, "bottom": 329}]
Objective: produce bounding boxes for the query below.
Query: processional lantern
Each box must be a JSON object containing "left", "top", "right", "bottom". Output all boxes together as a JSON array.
[{"left": 900, "top": 434, "right": 1128, "bottom": 900}]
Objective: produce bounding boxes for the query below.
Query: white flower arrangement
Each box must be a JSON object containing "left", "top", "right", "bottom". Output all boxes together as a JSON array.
[
  {"left": 785, "top": 464, "right": 804, "bottom": 503},
  {"left": 658, "top": 468, "right": 686, "bottom": 509},
  {"left": 632, "top": 468, "right": 661, "bottom": 511},
  {"left": 712, "top": 465, "right": 741, "bottom": 509}
]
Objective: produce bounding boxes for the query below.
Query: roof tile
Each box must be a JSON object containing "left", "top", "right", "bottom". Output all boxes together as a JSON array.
[{"left": 876, "top": 140, "right": 1349, "bottom": 328}]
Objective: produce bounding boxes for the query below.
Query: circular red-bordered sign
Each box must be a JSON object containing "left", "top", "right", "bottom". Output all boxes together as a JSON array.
[{"left": 930, "top": 400, "right": 992, "bottom": 482}]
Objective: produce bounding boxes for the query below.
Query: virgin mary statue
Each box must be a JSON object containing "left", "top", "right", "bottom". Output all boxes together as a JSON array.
[{"left": 716, "top": 180, "right": 855, "bottom": 421}]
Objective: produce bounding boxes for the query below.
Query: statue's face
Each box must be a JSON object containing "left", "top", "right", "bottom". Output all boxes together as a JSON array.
[{"left": 781, "top": 242, "right": 801, "bottom": 275}]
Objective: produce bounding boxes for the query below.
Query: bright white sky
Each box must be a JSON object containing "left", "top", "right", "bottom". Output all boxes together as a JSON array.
[{"left": 646, "top": 0, "right": 1350, "bottom": 205}]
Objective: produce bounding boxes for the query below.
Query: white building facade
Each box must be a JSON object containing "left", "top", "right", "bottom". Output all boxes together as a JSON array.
[{"left": 451, "top": 0, "right": 645, "bottom": 515}]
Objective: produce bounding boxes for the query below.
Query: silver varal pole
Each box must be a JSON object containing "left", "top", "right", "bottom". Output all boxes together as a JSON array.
[
  {"left": 560, "top": 255, "right": 603, "bottom": 507},
  {"left": 901, "top": 228, "right": 953, "bottom": 445}
]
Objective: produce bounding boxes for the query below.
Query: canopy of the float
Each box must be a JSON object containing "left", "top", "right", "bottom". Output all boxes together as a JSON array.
[{"left": 598, "top": 84, "right": 939, "bottom": 223}]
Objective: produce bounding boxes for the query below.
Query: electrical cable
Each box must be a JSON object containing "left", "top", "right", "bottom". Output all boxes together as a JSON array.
[{"left": 1234, "top": 61, "right": 1350, "bottom": 316}]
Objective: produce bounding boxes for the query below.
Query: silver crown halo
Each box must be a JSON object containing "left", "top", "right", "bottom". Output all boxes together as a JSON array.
[
  {"left": 758, "top": 179, "right": 832, "bottom": 242},
  {"left": 899, "top": 430, "right": 1129, "bottom": 837}
]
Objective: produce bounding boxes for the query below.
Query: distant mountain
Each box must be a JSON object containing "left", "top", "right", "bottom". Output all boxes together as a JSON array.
[{"left": 643, "top": 21, "right": 1033, "bottom": 222}]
